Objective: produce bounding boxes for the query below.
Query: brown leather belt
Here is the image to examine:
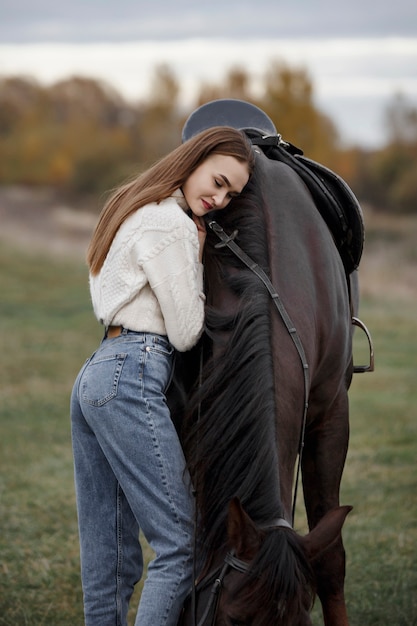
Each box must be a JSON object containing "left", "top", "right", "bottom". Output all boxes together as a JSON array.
[{"left": 107, "top": 325, "right": 123, "bottom": 338}]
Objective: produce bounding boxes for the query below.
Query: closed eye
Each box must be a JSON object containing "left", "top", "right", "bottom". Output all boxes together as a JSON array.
[{"left": 215, "top": 175, "right": 240, "bottom": 200}]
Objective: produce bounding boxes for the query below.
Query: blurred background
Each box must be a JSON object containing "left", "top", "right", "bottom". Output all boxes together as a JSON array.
[
  {"left": 0, "top": 0, "right": 416, "bottom": 209},
  {"left": 0, "top": 2, "right": 416, "bottom": 625},
  {"left": 1, "top": 0, "right": 417, "bottom": 296}
]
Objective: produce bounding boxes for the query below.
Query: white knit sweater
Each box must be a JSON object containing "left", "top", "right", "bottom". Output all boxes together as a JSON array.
[{"left": 89, "top": 192, "right": 205, "bottom": 352}]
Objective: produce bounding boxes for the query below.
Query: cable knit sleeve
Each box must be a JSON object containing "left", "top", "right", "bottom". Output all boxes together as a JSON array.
[{"left": 138, "top": 205, "right": 205, "bottom": 352}]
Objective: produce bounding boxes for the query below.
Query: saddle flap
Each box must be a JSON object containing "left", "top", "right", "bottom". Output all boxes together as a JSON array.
[
  {"left": 250, "top": 134, "right": 365, "bottom": 273},
  {"left": 296, "top": 154, "right": 365, "bottom": 272}
]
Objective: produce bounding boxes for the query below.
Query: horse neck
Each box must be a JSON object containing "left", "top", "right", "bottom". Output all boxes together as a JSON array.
[{"left": 187, "top": 197, "right": 288, "bottom": 553}]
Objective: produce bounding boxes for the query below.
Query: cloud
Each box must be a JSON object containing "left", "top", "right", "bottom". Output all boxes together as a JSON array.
[{"left": 1, "top": 0, "right": 417, "bottom": 42}]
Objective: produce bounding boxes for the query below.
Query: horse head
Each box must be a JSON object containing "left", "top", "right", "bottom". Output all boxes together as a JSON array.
[{"left": 212, "top": 498, "right": 352, "bottom": 626}]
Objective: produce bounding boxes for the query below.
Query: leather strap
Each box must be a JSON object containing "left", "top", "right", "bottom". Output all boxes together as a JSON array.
[{"left": 207, "top": 220, "right": 310, "bottom": 525}]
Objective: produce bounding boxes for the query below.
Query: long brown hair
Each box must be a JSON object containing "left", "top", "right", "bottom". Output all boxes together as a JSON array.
[{"left": 87, "top": 126, "right": 255, "bottom": 275}]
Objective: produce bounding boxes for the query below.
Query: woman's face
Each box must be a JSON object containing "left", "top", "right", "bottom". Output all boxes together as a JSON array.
[{"left": 182, "top": 154, "right": 250, "bottom": 217}]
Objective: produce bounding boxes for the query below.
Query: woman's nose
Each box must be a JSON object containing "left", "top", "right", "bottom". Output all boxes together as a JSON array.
[{"left": 213, "top": 191, "right": 228, "bottom": 209}]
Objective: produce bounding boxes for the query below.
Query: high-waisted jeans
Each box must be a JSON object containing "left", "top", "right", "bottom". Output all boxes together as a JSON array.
[{"left": 70, "top": 330, "right": 194, "bottom": 626}]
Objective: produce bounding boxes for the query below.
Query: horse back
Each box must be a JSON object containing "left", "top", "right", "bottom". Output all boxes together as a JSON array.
[{"left": 258, "top": 151, "right": 352, "bottom": 380}]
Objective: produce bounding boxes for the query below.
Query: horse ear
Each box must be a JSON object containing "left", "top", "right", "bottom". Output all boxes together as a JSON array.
[
  {"left": 227, "top": 497, "right": 262, "bottom": 559},
  {"left": 300, "top": 505, "right": 353, "bottom": 561}
]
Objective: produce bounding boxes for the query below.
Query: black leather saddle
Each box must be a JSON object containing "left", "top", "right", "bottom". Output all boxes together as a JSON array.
[{"left": 183, "top": 99, "right": 364, "bottom": 274}]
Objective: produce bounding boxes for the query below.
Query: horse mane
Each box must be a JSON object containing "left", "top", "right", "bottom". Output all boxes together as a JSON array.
[{"left": 182, "top": 166, "right": 286, "bottom": 554}]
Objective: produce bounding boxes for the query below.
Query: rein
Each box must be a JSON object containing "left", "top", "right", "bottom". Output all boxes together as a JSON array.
[
  {"left": 207, "top": 220, "right": 310, "bottom": 524},
  {"left": 197, "top": 552, "right": 249, "bottom": 626}
]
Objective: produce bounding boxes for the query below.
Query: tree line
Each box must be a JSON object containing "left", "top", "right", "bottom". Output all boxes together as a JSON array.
[{"left": 0, "top": 63, "right": 416, "bottom": 213}]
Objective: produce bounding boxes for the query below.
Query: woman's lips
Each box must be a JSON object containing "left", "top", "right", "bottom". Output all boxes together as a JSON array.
[{"left": 202, "top": 199, "right": 212, "bottom": 211}]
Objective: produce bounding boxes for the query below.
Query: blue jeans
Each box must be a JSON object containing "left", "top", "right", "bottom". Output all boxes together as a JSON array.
[{"left": 70, "top": 330, "right": 194, "bottom": 626}]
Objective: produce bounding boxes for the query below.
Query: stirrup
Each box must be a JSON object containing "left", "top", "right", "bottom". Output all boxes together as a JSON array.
[{"left": 352, "top": 317, "right": 375, "bottom": 373}]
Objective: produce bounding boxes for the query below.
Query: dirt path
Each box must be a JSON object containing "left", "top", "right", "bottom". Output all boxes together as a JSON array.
[{"left": 0, "top": 186, "right": 96, "bottom": 260}]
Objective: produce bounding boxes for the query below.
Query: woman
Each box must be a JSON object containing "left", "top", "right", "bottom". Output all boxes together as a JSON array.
[{"left": 70, "top": 126, "right": 255, "bottom": 626}]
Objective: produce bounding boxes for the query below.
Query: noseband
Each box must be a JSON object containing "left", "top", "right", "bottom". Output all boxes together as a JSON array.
[{"left": 190, "top": 517, "right": 292, "bottom": 626}]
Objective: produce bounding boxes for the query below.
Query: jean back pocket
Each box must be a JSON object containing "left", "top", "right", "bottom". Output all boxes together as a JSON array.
[{"left": 81, "top": 352, "right": 127, "bottom": 407}]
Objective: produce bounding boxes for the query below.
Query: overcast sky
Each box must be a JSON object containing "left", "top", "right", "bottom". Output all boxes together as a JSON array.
[
  {"left": 1, "top": 0, "right": 416, "bottom": 147},
  {"left": 1, "top": 0, "right": 416, "bottom": 42}
]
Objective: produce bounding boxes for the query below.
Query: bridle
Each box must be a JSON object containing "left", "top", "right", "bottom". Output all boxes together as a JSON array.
[
  {"left": 190, "top": 553, "right": 241, "bottom": 626},
  {"left": 190, "top": 518, "right": 292, "bottom": 626}
]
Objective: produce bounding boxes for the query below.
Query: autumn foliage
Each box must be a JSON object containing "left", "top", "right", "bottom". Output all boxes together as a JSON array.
[{"left": 0, "top": 64, "right": 416, "bottom": 213}]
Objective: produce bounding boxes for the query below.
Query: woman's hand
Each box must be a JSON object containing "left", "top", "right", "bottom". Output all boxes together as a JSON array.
[{"left": 192, "top": 214, "right": 207, "bottom": 262}]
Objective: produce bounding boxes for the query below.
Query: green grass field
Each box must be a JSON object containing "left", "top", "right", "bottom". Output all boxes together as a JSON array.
[{"left": 0, "top": 241, "right": 416, "bottom": 625}]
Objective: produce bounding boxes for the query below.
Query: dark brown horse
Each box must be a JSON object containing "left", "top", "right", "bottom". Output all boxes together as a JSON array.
[{"left": 169, "top": 103, "right": 370, "bottom": 626}]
